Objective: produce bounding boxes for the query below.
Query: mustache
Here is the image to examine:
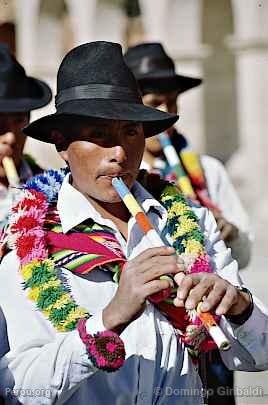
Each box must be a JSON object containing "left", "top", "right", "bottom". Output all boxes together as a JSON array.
[{"left": 97, "top": 167, "right": 131, "bottom": 178}]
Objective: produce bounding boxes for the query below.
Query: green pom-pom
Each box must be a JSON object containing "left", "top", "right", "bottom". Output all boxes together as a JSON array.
[
  {"left": 37, "top": 287, "right": 64, "bottom": 309},
  {"left": 64, "top": 319, "right": 80, "bottom": 331},
  {"left": 49, "top": 302, "right": 76, "bottom": 324},
  {"left": 189, "top": 229, "right": 204, "bottom": 243},
  {"left": 183, "top": 211, "right": 198, "bottom": 222},
  {"left": 25, "top": 262, "right": 55, "bottom": 288}
]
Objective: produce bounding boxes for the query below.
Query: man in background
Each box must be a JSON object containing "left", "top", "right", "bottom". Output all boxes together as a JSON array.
[
  {"left": 124, "top": 42, "right": 251, "bottom": 271},
  {"left": 0, "top": 43, "right": 52, "bottom": 229},
  {"left": 125, "top": 42, "right": 252, "bottom": 405},
  {"left": 0, "top": 43, "right": 51, "bottom": 403}
]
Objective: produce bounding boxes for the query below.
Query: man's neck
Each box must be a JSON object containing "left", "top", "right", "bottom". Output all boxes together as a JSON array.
[
  {"left": 87, "top": 197, "right": 130, "bottom": 240},
  {"left": 88, "top": 196, "right": 130, "bottom": 223}
]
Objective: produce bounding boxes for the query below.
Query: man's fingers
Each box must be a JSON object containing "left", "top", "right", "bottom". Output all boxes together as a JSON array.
[
  {"left": 220, "top": 224, "right": 233, "bottom": 241},
  {"left": 144, "top": 278, "right": 172, "bottom": 298},
  {"left": 199, "top": 283, "right": 227, "bottom": 312},
  {"left": 217, "top": 218, "right": 226, "bottom": 231},
  {"left": 174, "top": 273, "right": 241, "bottom": 316},
  {"left": 134, "top": 246, "right": 175, "bottom": 264},
  {"left": 174, "top": 272, "right": 185, "bottom": 286},
  {"left": 176, "top": 274, "right": 217, "bottom": 310},
  {"left": 184, "top": 282, "right": 212, "bottom": 310},
  {"left": 173, "top": 297, "right": 185, "bottom": 307},
  {"left": 215, "top": 286, "right": 239, "bottom": 315},
  {"left": 176, "top": 275, "right": 195, "bottom": 302},
  {"left": 142, "top": 259, "right": 184, "bottom": 283},
  {"left": 173, "top": 260, "right": 186, "bottom": 307}
]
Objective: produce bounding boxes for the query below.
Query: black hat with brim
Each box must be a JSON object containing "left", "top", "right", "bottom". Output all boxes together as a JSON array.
[
  {"left": 139, "top": 75, "right": 202, "bottom": 96},
  {"left": 24, "top": 41, "right": 178, "bottom": 142},
  {"left": 24, "top": 100, "right": 177, "bottom": 142},
  {"left": 0, "top": 43, "right": 52, "bottom": 112},
  {"left": 124, "top": 42, "right": 202, "bottom": 95}
]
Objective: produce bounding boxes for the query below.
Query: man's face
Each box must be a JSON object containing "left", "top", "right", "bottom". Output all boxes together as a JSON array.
[
  {"left": 59, "top": 119, "right": 145, "bottom": 203},
  {"left": 142, "top": 90, "right": 179, "bottom": 114},
  {"left": 142, "top": 91, "right": 178, "bottom": 156},
  {"left": 0, "top": 112, "right": 28, "bottom": 176}
]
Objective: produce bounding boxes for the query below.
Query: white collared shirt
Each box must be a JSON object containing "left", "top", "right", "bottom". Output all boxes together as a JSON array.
[{"left": 0, "top": 174, "right": 267, "bottom": 405}]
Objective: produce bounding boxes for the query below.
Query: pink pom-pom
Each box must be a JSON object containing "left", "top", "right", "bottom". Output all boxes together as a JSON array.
[{"left": 77, "top": 319, "right": 125, "bottom": 372}]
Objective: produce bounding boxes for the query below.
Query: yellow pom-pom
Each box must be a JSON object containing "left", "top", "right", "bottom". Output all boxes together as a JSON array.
[
  {"left": 60, "top": 307, "right": 88, "bottom": 330},
  {"left": 173, "top": 217, "right": 198, "bottom": 238},
  {"left": 182, "top": 239, "right": 205, "bottom": 256},
  {"left": 21, "top": 259, "right": 40, "bottom": 281},
  {"left": 167, "top": 201, "right": 190, "bottom": 219},
  {"left": 50, "top": 294, "right": 72, "bottom": 310},
  {"left": 42, "top": 278, "right": 61, "bottom": 291},
  {"left": 28, "top": 286, "right": 41, "bottom": 301}
]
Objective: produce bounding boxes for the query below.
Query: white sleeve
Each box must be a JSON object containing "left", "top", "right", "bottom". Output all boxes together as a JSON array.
[
  {"left": 0, "top": 252, "right": 115, "bottom": 405},
  {"left": 200, "top": 207, "right": 268, "bottom": 371},
  {"left": 201, "top": 155, "right": 253, "bottom": 269}
]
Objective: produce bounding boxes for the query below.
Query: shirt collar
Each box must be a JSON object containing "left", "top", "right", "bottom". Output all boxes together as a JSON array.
[{"left": 57, "top": 173, "right": 167, "bottom": 234}]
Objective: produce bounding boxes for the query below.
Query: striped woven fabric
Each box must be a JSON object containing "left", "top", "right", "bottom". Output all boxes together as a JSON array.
[
  {"left": 46, "top": 210, "right": 126, "bottom": 275},
  {"left": 44, "top": 208, "right": 190, "bottom": 333}
]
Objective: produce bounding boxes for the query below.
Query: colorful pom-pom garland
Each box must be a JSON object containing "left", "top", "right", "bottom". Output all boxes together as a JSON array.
[
  {"left": 77, "top": 318, "right": 126, "bottom": 372},
  {"left": 6, "top": 169, "right": 219, "bottom": 358}
]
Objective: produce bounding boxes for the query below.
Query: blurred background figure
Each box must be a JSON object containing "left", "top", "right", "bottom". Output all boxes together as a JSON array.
[
  {"left": 125, "top": 41, "right": 251, "bottom": 405},
  {"left": 0, "top": 43, "right": 52, "bottom": 229},
  {"left": 124, "top": 42, "right": 251, "bottom": 271}
]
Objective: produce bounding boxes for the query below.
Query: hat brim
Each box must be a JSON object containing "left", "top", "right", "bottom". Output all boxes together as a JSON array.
[
  {"left": 0, "top": 77, "right": 52, "bottom": 112},
  {"left": 23, "top": 99, "right": 178, "bottom": 143},
  {"left": 139, "top": 74, "right": 202, "bottom": 95}
]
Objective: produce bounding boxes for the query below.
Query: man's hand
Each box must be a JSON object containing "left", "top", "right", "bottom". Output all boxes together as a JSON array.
[
  {"left": 103, "top": 246, "right": 183, "bottom": 332},
  {"left": 212, "top": 210, "right": 239, "bottom": 242},
  {"left": 173, "top": 272, "right": 251, "bottom": 317}
]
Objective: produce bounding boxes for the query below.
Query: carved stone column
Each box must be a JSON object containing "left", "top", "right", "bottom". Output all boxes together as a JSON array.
[{"left": 227, "top": 0, "right": 268, "bottom": 214}]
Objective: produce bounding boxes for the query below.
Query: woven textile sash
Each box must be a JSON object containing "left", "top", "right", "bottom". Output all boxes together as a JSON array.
[
  {"left": 45, "top": 212, "right": 189, "bottom": 332},
  {"left": 46, "top": 212, "right": 126, "bottom": 274}
]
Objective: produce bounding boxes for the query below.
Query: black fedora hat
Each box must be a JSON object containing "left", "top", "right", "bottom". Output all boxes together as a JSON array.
[
  {"left": 124, "top": 42, "right": 202, "bottom": 95},
  {"left": 0, "top": 43, "right": 52, "bottom": 112},
  {"left": 23, "top": 41, "right": 178, "bottom": 143}
]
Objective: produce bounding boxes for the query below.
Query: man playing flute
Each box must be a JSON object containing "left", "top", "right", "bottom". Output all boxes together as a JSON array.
[{"left": 0, "top": 41, "right": 267, "bottom": 405}]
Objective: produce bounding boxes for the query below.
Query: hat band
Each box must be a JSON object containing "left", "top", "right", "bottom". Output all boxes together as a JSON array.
[{"left": 55, "top": 84, "right": 141, "bottom": 107}]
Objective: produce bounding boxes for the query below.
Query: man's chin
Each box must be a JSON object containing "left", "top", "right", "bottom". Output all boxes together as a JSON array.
[
  {"left": 102, "top": 192, "right": 122, "bottom": 204},
  {"left": 88, "top": 190, "right": 122, "bottom": 205}
]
